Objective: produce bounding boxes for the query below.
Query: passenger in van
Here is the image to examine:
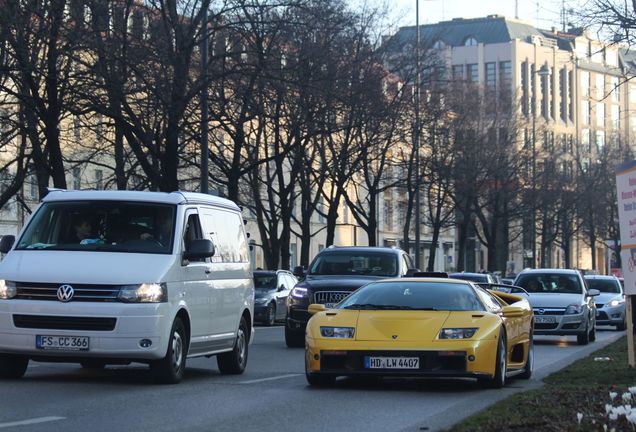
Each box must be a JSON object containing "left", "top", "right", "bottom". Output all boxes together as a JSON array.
[
  {"left": 140, "top": 216, "right": 171, "bottom": 246},
  {"left": 69, "top": 217, "right": 95, "bottom": 243}
]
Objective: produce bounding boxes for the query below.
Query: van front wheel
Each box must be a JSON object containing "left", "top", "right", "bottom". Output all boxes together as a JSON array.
[
  {"left": 0, "top": 354, "right": 28, "bottom": 379},
  {"left": 150, "top": 318, "right": 187, "bottom": 384},
  {"left": 217, "top": 316, "right": 249, "bottom": 374}
]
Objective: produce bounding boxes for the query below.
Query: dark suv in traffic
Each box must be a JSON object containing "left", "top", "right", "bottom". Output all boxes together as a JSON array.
[{"left": 285, "top": 246, "right": 417, "bottom": 347}]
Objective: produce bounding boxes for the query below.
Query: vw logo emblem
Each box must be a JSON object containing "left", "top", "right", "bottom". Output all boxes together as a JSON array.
[
  {"left": 392, "top": 335, "right": 398, "bottom": 339},
  {"left": 536, "top": 308, "right": 545, "bottom": 315},
  {"left": 57, "top": 285, "right": 74, "bottom": 302}
]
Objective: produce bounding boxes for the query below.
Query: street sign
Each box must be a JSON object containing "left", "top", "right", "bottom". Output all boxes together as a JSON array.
[
  {"left": 615, "top": 160, "right": 636, "bottom": 367},
  {"left": 616, "top": 161, "right": 636, "bottom": 294}
]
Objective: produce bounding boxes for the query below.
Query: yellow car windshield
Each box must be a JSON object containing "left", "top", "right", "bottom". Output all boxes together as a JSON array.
[{"left": 338, "top": 281, "right": 486, "bottom": 312}]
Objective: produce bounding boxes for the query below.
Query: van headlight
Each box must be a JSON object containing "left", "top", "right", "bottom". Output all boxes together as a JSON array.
[
  {"left": 118, "top": 283, "right": 167, "bottom": 303},
  {"left": 0, "top": 280, "right": 16, "bottom": 299},
  {"left": 608, "top": 299, "right": 625, "bottom": 307},
  {"left": 565, "top": 304, "right": 583, "bottom": 315}
]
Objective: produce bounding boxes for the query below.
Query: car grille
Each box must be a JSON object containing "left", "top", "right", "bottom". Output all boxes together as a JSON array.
[
  {"left": 313, "top": 291, "right": 351, "bottom": 305},
  {"left": 595, "top": 304, "right": 604, "bottom": 309},
  {"left": 533, "top": 308, "right": 566, "bottom": 316},
  {"left": 534, "top": 323, "right": 559, "bottom": 330},
  {"left": 13, "top": 315, "right": 117, "bottom": 331},
  {"left": 597, "top": 311, "right": 609, "bottom": 320},
  {"left": 14, "top": 282, "right": 120, "bottom": 302}
]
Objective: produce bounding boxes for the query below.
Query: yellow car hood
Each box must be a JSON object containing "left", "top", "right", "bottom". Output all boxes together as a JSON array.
[
  {"left": 310, "top": 310, "right": 499, "bottom": 342},
  {"left": 355, "top": 311, "right": 451, "bottom": 342}
]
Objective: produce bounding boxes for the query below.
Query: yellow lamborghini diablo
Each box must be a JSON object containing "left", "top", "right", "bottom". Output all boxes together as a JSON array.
[{"left": 305, "top": 277, "right": 534, "bottom": 388}]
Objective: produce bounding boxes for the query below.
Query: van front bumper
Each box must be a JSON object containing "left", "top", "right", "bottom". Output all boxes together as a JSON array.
[{"left": 0, "top": 300, "right": 172, "bottom": 361}]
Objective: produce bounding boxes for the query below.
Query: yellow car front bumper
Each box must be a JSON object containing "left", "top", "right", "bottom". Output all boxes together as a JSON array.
[{"left": 305, "top": 337, "right": 499, "bottom": 379}]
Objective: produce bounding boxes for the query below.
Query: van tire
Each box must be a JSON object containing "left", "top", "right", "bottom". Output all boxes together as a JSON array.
[
  {"left": 218, "top": 316, "right": 248, "bottom": 374},
  {"left": 0, "top": 354, "right": 28, "bottom": 379},
  {"left": 151, "top": 318, "right": 188, "bottom": 384}
]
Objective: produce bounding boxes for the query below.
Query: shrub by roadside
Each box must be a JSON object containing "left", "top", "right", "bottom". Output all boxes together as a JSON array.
[{"left": 449, "top": 337, "right": 636, "bottom": 431}]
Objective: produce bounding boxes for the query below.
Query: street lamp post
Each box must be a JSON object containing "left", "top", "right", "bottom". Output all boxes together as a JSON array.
[
  {"left": 414, "top": 0, "right": 422, "bottom": 269},
  {"left": 200, "top": 5, "right": 209, "bottom": 194},
  {"left": 531, "top": 63, "right": 551, "bottom": 268}
]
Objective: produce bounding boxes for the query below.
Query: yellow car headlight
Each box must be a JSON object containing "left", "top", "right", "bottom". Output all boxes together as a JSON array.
[
  {"left": 439, "top": 328, "right": 478, "bottom": 339},
  {"left": 320, "top": 327, "right": 355, "bottom": 338}
]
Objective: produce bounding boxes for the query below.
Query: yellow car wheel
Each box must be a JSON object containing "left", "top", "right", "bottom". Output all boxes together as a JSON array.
[
  {"left": 519, "top": 330, "right": 534, "bottom": 380},
  {"left": 479, "top": 329, "right": 506, "bottom": 389},
  {"left": 305, "top": 357, "right": 336, "bottom": 387}
]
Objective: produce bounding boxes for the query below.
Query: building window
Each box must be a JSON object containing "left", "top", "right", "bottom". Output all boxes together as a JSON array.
[
  {"left": 485, "top": 62, "right": 496, "bottom": 88},
  {"left": 596, "top": 131, "right": 605, "bottom": 150},
  {"left": 540, "top": 74, "right": 550, "bottom": 119},
  {"left": 464, "top": 37, "right": 478, "bottom": 46},
  {"left": 73, "top": 167, "right": 81, "bottom": 190},
  {"left": 499, "top": 61, "right": 511, "bottom": 85},
  {"left": 30, "top": 175, "right": 37, "bottom": 199},
  {"left": 611, "top": 105, "right": 620, "bottom": 130},
  {"left": 568, "top": 70, "right": 575, "bottom": 121},
  {"left": 559, "top": 69, "right": 567, "bottom": 122},
  {"left": 582, "top": 100, "right": 590, "bottom": 125},
  {"left": 582, "top": 129, "right": 591, "bottom": 152},
  {"left": 467, "top": 64, "right": 478, "bottom": 83},
  {"left": 452, "top": 64, "right": 463, "bottom": 80},
  {"left": 521, "top": 61, "right": 528, "bottom": 115},
  {"left": 611, "top": 77, "right": 620, "bottom": 102},
  {"left": 596, "top": 74, "right": 605, "bottom": 100},
  {"left": 581, "top": 71, "right": 590, "bottom": 98},
  {"left": 94, "top": 169, "right": 103, "bottom": 189},
  {"left": 433, "top": 40, "right": 445, "bottom": 49},
  {"left": 596, "top": 102, "right": 605, "bottom": 128}
]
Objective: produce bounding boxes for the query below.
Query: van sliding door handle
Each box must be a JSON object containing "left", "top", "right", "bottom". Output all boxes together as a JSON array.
[{"left": 205, "top": 268, "right": 212, "bottom": 274}]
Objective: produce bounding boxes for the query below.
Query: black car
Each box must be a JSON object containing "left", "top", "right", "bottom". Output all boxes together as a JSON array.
[
  {"left": 285, "top": 246, "right": 418, "bottom": 347},
  {"left": 253, "top": 270, "right": 297, "bottom": 326},
  {"left": 449, "top": 272, "right": 499, "bottom": 284}
]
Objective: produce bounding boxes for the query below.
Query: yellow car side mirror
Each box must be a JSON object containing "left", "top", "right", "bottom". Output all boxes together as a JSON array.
[
  {"left": 501, "top": 305, "right": 525, "bottom": 318},
  {"left": 308, "top": 304, "right": 326, "bottom": 315}
]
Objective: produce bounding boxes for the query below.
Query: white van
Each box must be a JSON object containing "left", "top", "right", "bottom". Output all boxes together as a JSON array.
[{"left": 0, "top": 190, "right": 254, "bottom": 384}]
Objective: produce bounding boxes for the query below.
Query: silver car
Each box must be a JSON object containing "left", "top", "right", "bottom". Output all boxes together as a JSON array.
[
  {"left": 514, "top": 269, "right": 600, "bottom": 345},
  {"left": 584, "top": 275, "right": 626, "bottom": 331}
]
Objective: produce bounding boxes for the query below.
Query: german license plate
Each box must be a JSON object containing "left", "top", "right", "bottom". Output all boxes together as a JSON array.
[
  {"left": 36, "top": 335, "right": 90, "bottom": 351},
  {"left": 364, "top": 356, "right": 419, "bottom": 369},
  {"left": 534, "top": 315, "right": 557, "bottom": 324}
]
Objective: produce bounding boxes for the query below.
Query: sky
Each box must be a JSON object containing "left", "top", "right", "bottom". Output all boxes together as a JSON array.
[{"left": 386, "top": 0, "right": 579, "bottom": 30}]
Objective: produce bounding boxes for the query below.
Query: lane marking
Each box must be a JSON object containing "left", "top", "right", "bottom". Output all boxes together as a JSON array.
[
  {"left": 239, "top": 373, "right": 301, "bottom": 384},
  {"left": 0, "top": 417, "right": 65, "bottom": 429}
]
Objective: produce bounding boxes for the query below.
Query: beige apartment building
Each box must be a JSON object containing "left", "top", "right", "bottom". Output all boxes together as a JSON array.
[{"left": 390, "top": 14, "right": 635, "bottom": 273}]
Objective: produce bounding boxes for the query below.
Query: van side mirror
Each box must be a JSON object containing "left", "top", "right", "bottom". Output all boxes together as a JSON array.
[
  {"left": 293, "top": 266, "right": 305, "bottom": 278},
  {"left": 184, "top": 239, "right": 215, "bottom": 260},
  {"left": 0, "top": 235, "right": 15, "bottom": 254},
  {"left": 587, "top": 289, "right": 600, "bottom": 297}
]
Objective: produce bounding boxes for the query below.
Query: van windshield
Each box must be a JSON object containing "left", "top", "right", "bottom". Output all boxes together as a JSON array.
[{"left": 16, "top": 201, "right": 176, "bottom": 254}]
